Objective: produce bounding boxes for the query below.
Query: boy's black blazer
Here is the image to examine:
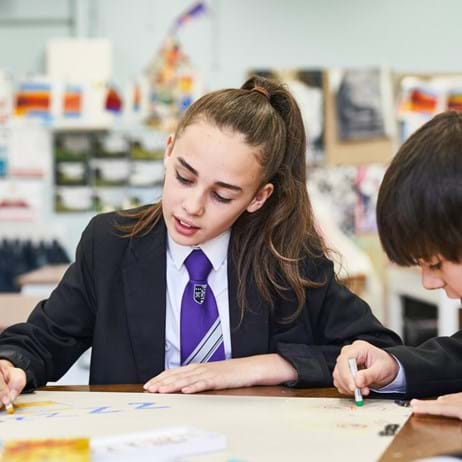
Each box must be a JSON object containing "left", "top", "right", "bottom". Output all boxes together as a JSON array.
[
  {"left": 387, "top": 332, "right": 462, "bottom": 398},
  {"left": 0, "top": 210, "right": 401, "bottom": 388}
]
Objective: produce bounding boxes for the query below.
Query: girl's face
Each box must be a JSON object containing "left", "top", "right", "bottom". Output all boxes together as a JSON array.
[
  {"left": 420, "top": 256, "right": 462, "bottom": 299},
  {"left": 162, "top": 120, "right": 273, "bottom": 246}
]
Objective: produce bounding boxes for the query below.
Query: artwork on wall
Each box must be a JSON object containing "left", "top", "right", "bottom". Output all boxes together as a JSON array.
[
  {"left": 334, "top": 69, "right": 389, "bottom": 141},
  {"left": 0, "top": 179, "right": 44, "bottom": 222},
  {"left": 308, "top": 165, "right": 357, "bottom": 235},
  {"left": 14, "top": 81, "right": 52, "bottom": 121},
  {"left": 308, "top": 163, "right": 385, "bottom": 236},
  {"left": 354, "top": 164, "right": 386, "bottom": 235},
  {"left": 325, "top": 69, "right": 394, "bottom": 165},
  {"left": 145, "top": 36, "right": 202, "bottom": 132},
  {"left": 0, "top": 71, "right": 13, "bottom": 177},
  {"left": 397, "top": 74, "right": 462, "bottom": 143},
  {"left": 144, "top": 3, "right": 208, "bottom": 132}
]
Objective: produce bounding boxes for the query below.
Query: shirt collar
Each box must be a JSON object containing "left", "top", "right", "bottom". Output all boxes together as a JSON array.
[{"left": 167, "top": 230, "right": 231, "bottom": 272}]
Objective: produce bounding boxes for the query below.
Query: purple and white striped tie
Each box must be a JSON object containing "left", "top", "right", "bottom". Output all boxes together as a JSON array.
[{"left": 180, "top": 249, "right": 225, "bottom": 365}]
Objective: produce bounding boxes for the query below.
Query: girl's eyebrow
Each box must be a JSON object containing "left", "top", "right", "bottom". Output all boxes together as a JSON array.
[
  {"left": 178, "top": 157, "right": 198, "bottom": 175},
  {"left": 177, "top": 157, "right": 243, "bottom": 192}
]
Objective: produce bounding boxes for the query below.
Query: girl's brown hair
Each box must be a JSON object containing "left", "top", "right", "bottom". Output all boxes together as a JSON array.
[{"left": 118, "top": 76, "right": 326, "bottom": 321}]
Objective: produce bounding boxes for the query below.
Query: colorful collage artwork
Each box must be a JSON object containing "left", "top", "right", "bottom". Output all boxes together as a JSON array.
[
  {"left": 398, "top": 75, "right": 462, "bottom": 143},
  {"left": 308, "top": 164, "right": 386, "bottom": 235}
]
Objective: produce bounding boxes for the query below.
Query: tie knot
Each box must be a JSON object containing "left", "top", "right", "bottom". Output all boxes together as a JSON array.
[{"left": 184, "top": 249, "right": 213, "bottom": 282}]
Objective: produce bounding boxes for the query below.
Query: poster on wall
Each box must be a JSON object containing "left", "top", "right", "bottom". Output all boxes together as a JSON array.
[
  {"left": 307, "top": 165, "right": 357, "bottom": 236},
  {"left": 307, "top": 163, "right": 385, "bottom": 236},
  {"left": 14, "top": 80, "right": 52, "bottom": 121},
  {"left": 0, "top": 129, "right": 7, "bottom": 177},
  {"left": 0, "top": 179, "right": 44, "bottom": 221},
  {"left": 0, "top": 70, "right": 13, "bottom": 177},
  {"left": 145, "top": 2, "right": 208, "bottom": 132},
  {"left": 354, "top": 164, "right": 385, "bottom": 235},
  {"left": 333, "top": 69, "right": 391, "bottom": 142},
  {"left": 249, "top": 69, "right": 325, "bottom": 165},
  {"left": 8, "top": 120, "right": 51, "bottom": 178},
  {"left": 145, "top": 36, "right": 203, "bottom": 132},
  {"left": 397, "top": 75, "right": 462, "bottom": 143}
]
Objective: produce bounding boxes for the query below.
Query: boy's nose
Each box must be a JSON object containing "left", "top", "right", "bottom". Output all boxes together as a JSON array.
[{"left": 421, "top": 268, "right": 445, "bottom": 290}]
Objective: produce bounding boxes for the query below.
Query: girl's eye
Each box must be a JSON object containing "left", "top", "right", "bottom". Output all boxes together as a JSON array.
[
  {"left": 176, "top": 172, "right": 192, "bottom": 185},
  {"left": 213, "top": 192, "right": 232, "bottom": 204}
]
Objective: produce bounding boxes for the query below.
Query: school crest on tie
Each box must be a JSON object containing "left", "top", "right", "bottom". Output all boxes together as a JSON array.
[{"left": 193, "top": 284, "right": 207, "bottom": 304}]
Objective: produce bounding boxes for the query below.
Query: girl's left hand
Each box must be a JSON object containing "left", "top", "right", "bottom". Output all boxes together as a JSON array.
[
  {"left": 143, "top": 354, "right": 298, "bottom": 394},
  {"left": 411, "top": 392, "right": 462, "bottom": 420}
]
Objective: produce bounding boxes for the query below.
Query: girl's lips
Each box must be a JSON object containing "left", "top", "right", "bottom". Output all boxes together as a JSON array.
[{"left": 174, "top": 217, "right": 200, "bottom": 237}]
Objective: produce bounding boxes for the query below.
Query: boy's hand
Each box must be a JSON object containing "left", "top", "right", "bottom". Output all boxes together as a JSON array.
[
  {"left": 144, "top": 354, "right": 298, "bottom": 394},
  {"left": 411, "top": 393, "right": 462, "bottom": 420},
  {"left": 333, "top": 340, "right": 399, "bottom": 396},
  {"left": 0, "top": 359, "right": 26, "bottom": 409}
]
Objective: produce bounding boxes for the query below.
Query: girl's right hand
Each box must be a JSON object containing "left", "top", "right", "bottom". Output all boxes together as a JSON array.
[{"left": 0, "top": 359, "right": 26, "bottom": 408}]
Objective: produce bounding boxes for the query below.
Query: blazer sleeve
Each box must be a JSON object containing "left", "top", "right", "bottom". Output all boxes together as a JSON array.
[
  {"left": 386, "top": 331, "right": 462, "bottom": 398},
  {"left": 271, "top": 258, "right": 402, "bottom": 388},
  {"left": 0, "top": 218, "right": 97, "bottom": 388}
]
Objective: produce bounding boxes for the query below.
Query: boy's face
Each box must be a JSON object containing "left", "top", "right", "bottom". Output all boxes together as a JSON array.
[
  {"left": 162, "top": 120, "right": 274, "bottom": 247},
  {"left": 420, "top": 256, "right": 462, "bottom": 299}
]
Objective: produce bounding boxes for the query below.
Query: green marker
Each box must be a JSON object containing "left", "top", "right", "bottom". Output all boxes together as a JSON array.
[{"left": 348, "top": 358, "right": 363, "bottom": 407}]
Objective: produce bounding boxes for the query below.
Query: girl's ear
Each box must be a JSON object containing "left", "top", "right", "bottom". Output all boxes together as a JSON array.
[
  {"left": 163, "top": 134, "right": 175, "bottom": 167},
  {"left": 246, "top": 183, "right": 274, "bottom": 213}
]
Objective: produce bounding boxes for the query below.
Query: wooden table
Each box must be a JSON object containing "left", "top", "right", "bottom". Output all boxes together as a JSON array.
[{"left": 42, "top": 385, "right": 462, "bottom": 461}]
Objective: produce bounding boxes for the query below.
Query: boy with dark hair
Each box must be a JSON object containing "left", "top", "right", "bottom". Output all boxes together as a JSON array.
[{"left": 333, "top": 111, "right": 462, "bottom": 420}]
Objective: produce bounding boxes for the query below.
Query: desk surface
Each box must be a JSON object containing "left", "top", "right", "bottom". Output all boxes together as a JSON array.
[{"left": 41, "top": 385, "right": 462, "bottom": 461}]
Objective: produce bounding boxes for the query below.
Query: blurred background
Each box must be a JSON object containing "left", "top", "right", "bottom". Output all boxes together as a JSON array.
[{"left": 0, "top": 0, "right": 461, "bottom": 383}]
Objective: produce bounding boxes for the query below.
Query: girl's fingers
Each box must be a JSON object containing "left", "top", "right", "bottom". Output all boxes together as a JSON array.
[
  {"left": 144, "top": 365, "right": 200, "bottom": 389},
  {"left": 182, "top": 379, "right": 214, "bottom": 394},
  {"left": 6, "top": 368, "right": 26, "bottom": 401},
  {"left": 147, "top": 370, "right": 211, "bottom": 393},
  {"left": 0, "top": 364, "right": 12, "bottom": 406}
]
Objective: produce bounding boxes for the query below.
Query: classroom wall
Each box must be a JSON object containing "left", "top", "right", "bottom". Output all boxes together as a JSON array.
[
  {"left": 1, "top": 0, "right": 461, "bottom": 254},
  {"left": 2, "top": 0, "right": 462, "bottom": 86}
]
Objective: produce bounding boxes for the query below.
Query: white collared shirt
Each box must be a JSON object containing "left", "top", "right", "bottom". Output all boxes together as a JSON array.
[{"left": 165, "top": 230, "right": 232, "bottom": 369}]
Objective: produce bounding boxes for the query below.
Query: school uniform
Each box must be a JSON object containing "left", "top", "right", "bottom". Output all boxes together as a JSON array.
[
  {"left": 384, "top": 332, "right": 462, "bottom": 398},
  {"left": 0, "top": 209, "right": 401, "bottom": 389}
]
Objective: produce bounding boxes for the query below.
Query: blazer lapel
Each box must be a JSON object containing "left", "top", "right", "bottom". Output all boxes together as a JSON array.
[
  {"left": 228, "top": 252, "right": 269, "bottom": 358},
  {"left": 122, "top": 219, "right": 167, "bottom": 382}
]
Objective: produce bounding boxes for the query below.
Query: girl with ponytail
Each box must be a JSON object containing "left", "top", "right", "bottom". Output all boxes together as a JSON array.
[{"left": 0, "top": 77, "right": 400, "bottom": 400}]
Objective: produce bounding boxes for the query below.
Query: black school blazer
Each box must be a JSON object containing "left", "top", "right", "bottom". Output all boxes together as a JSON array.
[
  {"left": 0, "top": 210, "right": 401, "bottom": 388},
  {"left": 387, "top": 331, "right": 462, "bottom": 398}
]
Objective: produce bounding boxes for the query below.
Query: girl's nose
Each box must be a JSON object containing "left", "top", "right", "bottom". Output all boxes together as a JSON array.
[{"left": 182, "top": 191, "right": 205, "bottom": 216}]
